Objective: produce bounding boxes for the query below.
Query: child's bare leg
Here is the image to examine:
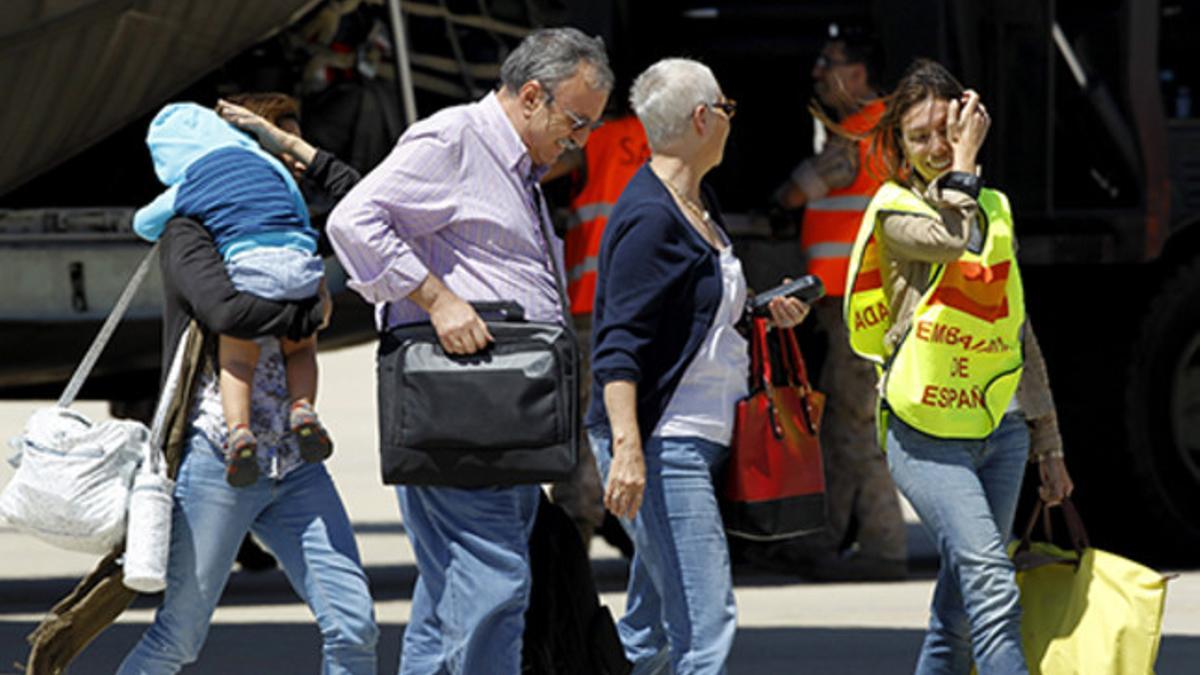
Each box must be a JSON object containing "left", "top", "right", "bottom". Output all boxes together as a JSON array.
[
  {"left": 219, "top": 335, "right": 261, "bottom": 431},
  {"left": 219, "top": 335, "right": 261, "bottom": 486},
  {"left": 281, "top": 335, "right": 317, "bottom": 406},
  {"left": 282, "top": 335, "right": 332, "bottom": 461}
]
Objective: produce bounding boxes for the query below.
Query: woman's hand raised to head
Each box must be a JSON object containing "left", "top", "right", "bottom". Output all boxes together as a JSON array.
[
  {"left": 216, "top": 100, "right": 281, "bottom": 149},
  {"left": 947, "top": 89, "right": 990, "bottom": 174},
  {"left": 215, "top": 99, "right": 315, "bottom": 171}
]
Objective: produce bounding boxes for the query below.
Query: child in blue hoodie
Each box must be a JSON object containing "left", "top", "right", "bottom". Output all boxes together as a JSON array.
[{"left": 134, "top": 102, "right": 332, "bottom": 487}]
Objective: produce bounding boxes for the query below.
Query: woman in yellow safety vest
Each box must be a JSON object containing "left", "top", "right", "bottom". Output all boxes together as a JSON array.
[{"left": 842, "top": 59, "right": 1074, "bottom": 674}]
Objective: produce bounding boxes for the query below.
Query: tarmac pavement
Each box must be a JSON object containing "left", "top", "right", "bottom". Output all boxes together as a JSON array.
[{"left": 2, "top": 342, "right": 1199, "bottom": 673}]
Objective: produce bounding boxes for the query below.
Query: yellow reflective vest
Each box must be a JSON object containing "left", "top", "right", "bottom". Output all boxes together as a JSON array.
[{"left": 843, "top": 181, "right": 1025, "bottom": 440}]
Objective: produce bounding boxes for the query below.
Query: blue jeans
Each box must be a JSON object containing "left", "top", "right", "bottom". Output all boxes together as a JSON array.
[
  {"left": 397, "top": 483, "right": 541, "bottom": 674},
  {"left": 886, "top": 412, "right": 1030, "bottom": 675},
  {"left": 590, "top": 432, "right": 737, "bottom": 675},
  {"left": 118, "top": 434, "right": 378, "bottom": 675}
]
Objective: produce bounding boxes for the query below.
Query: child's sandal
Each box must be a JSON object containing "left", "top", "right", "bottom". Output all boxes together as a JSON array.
[
  {"left": 290, "top": 402, "right": 333, "bottom": 463},
  {"left": 226, "top": 424, "right": 259, "bottom": 488}
]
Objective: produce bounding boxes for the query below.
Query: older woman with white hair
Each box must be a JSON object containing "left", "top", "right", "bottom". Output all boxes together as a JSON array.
[{"left": 586, "top": 58, "right": 810, "bottom": 673}]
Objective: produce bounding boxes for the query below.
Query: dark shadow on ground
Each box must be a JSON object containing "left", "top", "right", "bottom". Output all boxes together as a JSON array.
[
  {"left": 0, "top": 521, "right": 956, "bottom": 616},
  {"left": 2, "top": 622, "right": 1198, "bottom": 675},
  {"left": 0, "top": 563, "right": 419, "bottom": 615},
  {"left": 0, "top": 558, "right": 629, "bottom": 616},
  {"left": 0, "top": 551, "right": 940, "bottom": 619},
  {"left": 0, "top": 553, "right": 935, "bottom": 617}
]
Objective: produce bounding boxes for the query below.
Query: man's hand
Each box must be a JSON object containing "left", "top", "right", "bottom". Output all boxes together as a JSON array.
[
  {"left": 428, "top": 293, "right": 493, "bottom": 354},
  {"left": 408, "top": 275, "right": 493, "bottom": 354}
]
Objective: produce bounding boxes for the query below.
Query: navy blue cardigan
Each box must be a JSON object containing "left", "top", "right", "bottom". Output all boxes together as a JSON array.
[{"left": 585, "top": 164, "right": 728, "bottom": 439}]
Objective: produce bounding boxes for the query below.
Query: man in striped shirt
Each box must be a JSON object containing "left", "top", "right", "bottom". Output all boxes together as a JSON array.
[{"left": 328, "top": 28, "right": 612, "bottom": 673}]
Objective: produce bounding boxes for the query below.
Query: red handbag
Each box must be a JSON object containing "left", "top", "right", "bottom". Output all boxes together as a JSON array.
[{"left": 722, "top": 317, "right": 827, "bottom": 541}]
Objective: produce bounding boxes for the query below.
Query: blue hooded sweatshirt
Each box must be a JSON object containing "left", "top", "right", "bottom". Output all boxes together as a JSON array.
[{"left": 133, "top": 103, "right": 316, "bottom": 260}]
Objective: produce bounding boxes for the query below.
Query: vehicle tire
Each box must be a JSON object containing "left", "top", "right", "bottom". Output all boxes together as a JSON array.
[{"left": 1123, "top": 256, "right": 1200, "bottom": 563}]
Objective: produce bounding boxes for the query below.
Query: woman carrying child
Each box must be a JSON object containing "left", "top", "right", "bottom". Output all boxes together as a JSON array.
[
  {"left": 133, "top": 102, "right": 333, "bottom": 485},
  {"left": 118, "top": 96, "right": 377, "bottom": 674}
]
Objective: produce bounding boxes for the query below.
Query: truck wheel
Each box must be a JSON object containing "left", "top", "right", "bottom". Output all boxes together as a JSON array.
[{"left": 1125, "top": 256, "right": 1200, "bottom": 561}]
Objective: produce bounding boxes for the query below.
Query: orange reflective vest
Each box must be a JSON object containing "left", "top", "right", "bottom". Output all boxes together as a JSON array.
[
  {"left": 565, "top": 115, "right": 650, "bottom": 315},
  {"left": 800, "top": 99, "right": 886, "bottom": 297}
]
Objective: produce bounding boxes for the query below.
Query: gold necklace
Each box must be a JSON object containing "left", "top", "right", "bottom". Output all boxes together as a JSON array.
[{"left": 659, "top": 173, "right": 712, "bottom": 225}]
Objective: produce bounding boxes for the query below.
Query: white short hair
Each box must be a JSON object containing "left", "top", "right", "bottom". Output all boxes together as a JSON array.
[{"left": 630, "top": 58, "right": 720, "bottom": 151}]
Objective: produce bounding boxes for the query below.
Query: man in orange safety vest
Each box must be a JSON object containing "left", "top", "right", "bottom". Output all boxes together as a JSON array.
[{"left": 763, "top": 27, "right": 908, "bottom": 581}]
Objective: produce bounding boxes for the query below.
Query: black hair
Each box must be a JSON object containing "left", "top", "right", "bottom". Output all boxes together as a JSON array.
[{"left": 830, "top": 23, "right": 884, "bottom": 88}]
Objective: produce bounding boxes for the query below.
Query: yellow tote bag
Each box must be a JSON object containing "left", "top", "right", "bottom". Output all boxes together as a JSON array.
[{"left": 1012, "top": 500, "right": 1169, "bottom": 675}]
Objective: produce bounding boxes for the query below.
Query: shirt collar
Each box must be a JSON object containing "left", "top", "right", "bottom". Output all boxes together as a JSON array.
[{"left": 479, "top": 90, "right": 547, "bottom": 181}]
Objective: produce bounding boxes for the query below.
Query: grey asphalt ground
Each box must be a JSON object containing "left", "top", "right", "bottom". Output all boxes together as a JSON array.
[{"left": 2, "top": 343, "right": 1199, "bottom": 673}]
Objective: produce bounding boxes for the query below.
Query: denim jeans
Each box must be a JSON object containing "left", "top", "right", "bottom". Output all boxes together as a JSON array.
[
  {"left": 590, "top": 432, "right": 737, "bottom": 675},
  {"left": 886, "top": 412, "right": 1030, "bottom": 675},
  {"left": 396, "top": 483, "right": 541, "bottom": 674},
  {"left": 227, "top": 246, "right": 324, "bottom": 301},
  {"left": 118, "top": 433, "right": 378, "bottom": 675}
]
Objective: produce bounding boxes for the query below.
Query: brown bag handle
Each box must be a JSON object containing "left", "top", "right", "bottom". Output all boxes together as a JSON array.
[{"left": 1016, "top": 497, "right": 1090, "bottom": 563}]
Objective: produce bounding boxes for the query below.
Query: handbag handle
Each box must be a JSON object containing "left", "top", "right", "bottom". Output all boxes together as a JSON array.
[
  {"left": 749, "top": 318, "right": 785, "bottom": 439},
  {"left": 751, "top": 318, "right": 807, "bottom": 389},
  {"left": 1017, "top": 496, "right": 1091, "bottom": 557},
  {"left": 750, "top": 317, "right": 775, "bottom": 392},
  {"left": 749, "top": 318, "right": 819, "bottom": 437},
  {"left": 778, "top": 325, "right": 813, "bottom": 392},
  {"left": 782, "top": 328, "right": 820, "bottom": 435}
]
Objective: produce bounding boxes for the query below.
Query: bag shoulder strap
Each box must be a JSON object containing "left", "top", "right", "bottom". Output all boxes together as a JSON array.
[
  {"left": 381, "top": 181, "right": 572, "bottom": 332},
  {"left": 531, "top": 181, "right": 572, "bottom": 324},
  {"left": 57, "top": 243, "right": 160, "bottom": 408}
]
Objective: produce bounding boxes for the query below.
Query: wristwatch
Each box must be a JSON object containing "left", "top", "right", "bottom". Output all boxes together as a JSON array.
[{"left": 941, "top": 171, "right": 982, "bottom": 199}]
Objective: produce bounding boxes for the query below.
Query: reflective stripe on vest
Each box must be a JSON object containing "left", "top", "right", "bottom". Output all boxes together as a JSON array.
[
  {"left": 805, "top": 195, "right": 873, "bottom": 212},
  {"left": 565, "top": 116, "right": 650, "bottom": 315},
  {"left": 799, "top": 100, "right": 885, "bottom": 297},
  {"left": 568, "top": 255, "right": 598, "bottom": 283},
  {"left": 567, "top": 202, "right": 614, "bottom": 230},
  {"left": 843, "top": 182, "right": 1025, "bottom": 440}
]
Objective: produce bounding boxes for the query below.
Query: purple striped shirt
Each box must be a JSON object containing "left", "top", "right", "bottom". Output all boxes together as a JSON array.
[{"left": 327, "top": 92, "right": 565, "bottom": 328}]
